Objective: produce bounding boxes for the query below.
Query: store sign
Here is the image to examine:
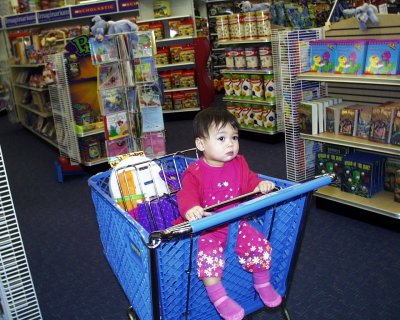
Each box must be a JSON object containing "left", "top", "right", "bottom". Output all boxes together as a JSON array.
[
  {"left": 37, "top": 7, "right": 71, "bottom": 24},
  {"left": 117, "top": 0, "right": 139, "bottom": 12},
  {"left": 71, "top": 0, "right": 117, "bottom": 18},
  {"left": 5, "top": 12, "right": 37, "bottom": 28}
]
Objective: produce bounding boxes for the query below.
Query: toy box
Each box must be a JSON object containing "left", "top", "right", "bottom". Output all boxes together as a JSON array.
[
  {"left": 364, "top": 39, "right": 400, "bottom": 75},
  {"left": 334, "top": 40, "right": 367, "bottom": 75},
  {"left": 309, "top": 40, "right": 336, "bottom": 73}
]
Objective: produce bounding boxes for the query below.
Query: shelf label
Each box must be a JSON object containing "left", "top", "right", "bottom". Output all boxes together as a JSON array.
[
  {"left": 117, "top": 0, "right": 139, "bottom": 12},
  {"left": 37, "top": 7, "right": 71, "bottom": 24},
  {"left": 5, "top": 12, "right": 37, "bottom": 28},
  {"left": 71, "top": 0, "right": 117, "bottom": 18}
]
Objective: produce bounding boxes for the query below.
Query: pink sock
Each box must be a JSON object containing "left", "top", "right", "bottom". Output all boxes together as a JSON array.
[
  {"left": 253, "top": 270, "right": 282, "bottom": 308},
  {"left": 206, "top": 282, "right": 245, "bottom": 320}
]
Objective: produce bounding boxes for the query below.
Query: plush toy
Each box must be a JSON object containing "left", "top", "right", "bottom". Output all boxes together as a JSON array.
[
  {"left": 343, "top": 3, "right": 379, "bottom": 31},
  {"left": 91, "top": 15, "right": 138, "bottom": 43},
  {"left": 237, "top": 1, "right": 270, "bottom": 12}
]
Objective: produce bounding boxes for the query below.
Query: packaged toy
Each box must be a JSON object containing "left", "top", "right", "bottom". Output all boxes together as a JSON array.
[
  {"left": 334, "top": 40, "right": 367, "bottom": 75},
  {"left": 364, "top": 39, "right": 400, "bottom": 75},
  {"left": 309, "top": 40, "right": 336, "bottom": 73}
]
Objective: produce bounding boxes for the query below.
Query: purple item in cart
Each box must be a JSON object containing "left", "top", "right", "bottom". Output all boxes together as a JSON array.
[{"left": 136, "top": 195, "right": 181, "bottom": 232}]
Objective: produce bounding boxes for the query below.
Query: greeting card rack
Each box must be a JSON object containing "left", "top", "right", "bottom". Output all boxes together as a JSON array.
[{"left": 89, "top": 31, "right": 166, "bottom": 165}]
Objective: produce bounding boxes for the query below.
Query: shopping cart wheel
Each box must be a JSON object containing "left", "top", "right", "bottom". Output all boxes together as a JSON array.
[{"left": 127, "top": 306, "right": 139, "bottom": 320}]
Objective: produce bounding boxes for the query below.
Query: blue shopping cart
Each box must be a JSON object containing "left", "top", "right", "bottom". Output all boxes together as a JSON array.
[{"left": 88, "top": 148, "right": 334, "bottom": 320}]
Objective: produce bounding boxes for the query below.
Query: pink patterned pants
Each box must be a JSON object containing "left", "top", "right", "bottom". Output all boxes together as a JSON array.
[{"left": 197, "top": 220, "right": 272, "bottom": 279}]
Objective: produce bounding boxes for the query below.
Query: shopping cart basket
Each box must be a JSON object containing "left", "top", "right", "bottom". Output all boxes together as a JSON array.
[{"left": 88, "top": 148, "right": 334, "bottom": 320}]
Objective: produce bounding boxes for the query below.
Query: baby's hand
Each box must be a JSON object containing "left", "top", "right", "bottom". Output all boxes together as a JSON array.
[
  {"left": 185, "top": 206, "right": 211, "bottom": 221},
  {"left": 254, "top": 180, "right": 275, "bottom": 194}
]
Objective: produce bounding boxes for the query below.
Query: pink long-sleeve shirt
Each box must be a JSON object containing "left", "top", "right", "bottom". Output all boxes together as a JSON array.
[{"left": 176, "top": 155, "right": 261, "bottom": 222}]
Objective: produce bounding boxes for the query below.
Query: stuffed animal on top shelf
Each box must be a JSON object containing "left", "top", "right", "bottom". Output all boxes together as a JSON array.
[
  {"left": 91, "top": 15, "right": 139, "bottom": 44},
  {"left": 343, "top": 3, "right": 379, "bottom": 31},
  {"left": 237, "top": 1, "right": 270, "bottom": 12}
]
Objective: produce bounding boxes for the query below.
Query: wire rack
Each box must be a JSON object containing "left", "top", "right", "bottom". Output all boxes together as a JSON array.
[
  {"left": 272, "top": 28, "right": 325, "bottom": 182},
  {"left": 0, "top": 146, "right": 42, "bottom": 320},
  {"left": 46, "top": 53, "right": 81, "bottom": 165}
]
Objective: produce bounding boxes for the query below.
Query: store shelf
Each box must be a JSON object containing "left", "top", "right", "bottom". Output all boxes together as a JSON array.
[
  {"left": 9, "top": 63, "right": 44, "bottom": 68},
  {"left": 239, "top": 127, "right": 277, "bottom": 135},
  {"left": 137, "top": 14, "right": 192, "bottom": 24},
  {"left": 221, "top": 69, "right": 274, "bottom": 75},
  {"left": 223, "top": 97, "right": 276, "bottom": 106},
  {"left": 314, "top": 186, "right": 400, "bottom": 219},
  {"left": 21, "top": 123, "right": 58, "bottom": 148},
  {"left": 18, "top": 103, "right": 52, "bottom": 118},
  {"left": 14, "top": 84, "right": 48, "bottom": 92},
  {"left": 164, "top": 87, "right": 197, "bottom": 93},
  {"left": 81, "top": 158, "right": 108, "bottom": 166},
  {"left": 76, "top": 128, "right": 104, "bottom": 138},
  {"left": 297, "top": 72, "right": 400, "bottom": 86},
  {"left": 156, "top": 36, "right": 195, "bottom": 45},
  {"left": 217, "top": 39, "right": 271, "bottom": 46},
  {"left": 300, "top": 132, "right": 400, "bottom": 156},
  {"left": 156, "top": 62, "right": 195, "bottom": 69},
  {"left": 163, "top": 107, "right": 200, "bottom": 114}
]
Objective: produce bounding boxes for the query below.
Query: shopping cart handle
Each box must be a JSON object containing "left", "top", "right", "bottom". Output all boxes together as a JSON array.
[
  {"left": 204, "top": 187, "right": 281, "bottom": 213},
  {"left": 189, "top": 173, "right": 335, "bottom": 234},
  {"left": 148, "top": 174, "right": 335, "bottom": 246}
]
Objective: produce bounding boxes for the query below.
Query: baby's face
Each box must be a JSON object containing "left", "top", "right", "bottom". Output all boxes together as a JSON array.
[{"left": 198, "top": 123, "right": 239, "bottom": 167}]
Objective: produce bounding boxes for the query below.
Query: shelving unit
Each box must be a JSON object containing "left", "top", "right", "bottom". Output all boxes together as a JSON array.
[
  {"left": 136, "top": 0, "right": 211, "bottom": 114},
  {"left": 205, "top": 0, "right": 237, "bottom": 91},
  {"left": 297, "top": 15, "right": 400, "bottom": 218},
  {"left": 219, "top": 33, "right": 282, "bottom": 136},
  {"left": 9, "top": 63, "right": 58, "bottom": 148}
]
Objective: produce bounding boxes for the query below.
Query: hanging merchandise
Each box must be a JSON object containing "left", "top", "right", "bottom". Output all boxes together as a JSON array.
[{"left": 89, "top": 30, "right": 166, "bottom": 162}]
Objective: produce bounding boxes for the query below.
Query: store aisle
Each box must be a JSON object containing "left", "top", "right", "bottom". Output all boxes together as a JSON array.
[{"left": 1, "top": 111, "right": 400, "bottom": 320}]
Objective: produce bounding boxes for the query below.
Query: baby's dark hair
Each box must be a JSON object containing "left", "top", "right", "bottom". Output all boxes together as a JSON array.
[{"left": 193, "top": 107, "right": 239, "bottom": 139}]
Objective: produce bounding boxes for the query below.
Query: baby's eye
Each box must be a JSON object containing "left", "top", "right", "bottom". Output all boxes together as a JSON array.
[
  {"left": 233, "top": 136, "right": 239, "bottom": 141},
  {"left": 218, "top": 137, "right": 225, "bottom": 141}
]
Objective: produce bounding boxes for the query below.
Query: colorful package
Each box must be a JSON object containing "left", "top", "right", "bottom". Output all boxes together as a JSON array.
[
  {"left": 309, "top": 40, "right": 336, "bottom": 73},
  {"left": 334, "top": 40, "right": 367, "bottom": 75},
  {"left": 364, "top": 39, "right": 400, "bottom": 75}
]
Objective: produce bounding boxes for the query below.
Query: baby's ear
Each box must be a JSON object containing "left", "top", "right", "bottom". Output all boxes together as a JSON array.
[{"left": 195, "top": 137, "right": 205, "bottom": 151}]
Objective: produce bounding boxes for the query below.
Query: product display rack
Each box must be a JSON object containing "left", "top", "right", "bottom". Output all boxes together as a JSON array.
[
  {"left": 1, "top": 1, "right": 142, "bottom": 157},
  {"left": 8, "top": 63, "right": 58, "bottom": 148},
  {"left": 136, "top": 0, "right": 211, "bottom": 113},
  {"left": 220, "top": 35, "right": 281, "bottom": 136},
  {"left": 205, "top": 0, "right": 238, "bottom": 90},
  {"left": 297, "top": 15, "right": 400, "bottom": 219}
]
